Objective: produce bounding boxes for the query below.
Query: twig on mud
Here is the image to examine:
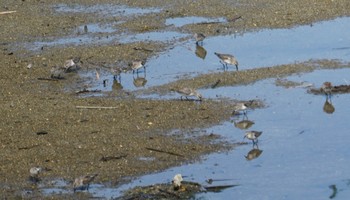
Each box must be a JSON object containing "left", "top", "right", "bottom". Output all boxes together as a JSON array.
[
  {"left": 228, "top": 15, "right": 242, "bottom": 22},
  {"left": 211, "top": 79, "right": 221, "bottom": 89},
  {"left": 145, "top": 147, "right": 184, "bottom": 157},
  {"left": 100, "top": 154, "right": 127, "bottom": 162},
  {"left": 0, "top": 11, "right": 17, "bottom": 15},
  {"left": 158, "top": 189, "right": 181, "bottom": 198},
  {"left": 18, "top": 144, "right": 40, "bottom": 150},
  {"left": 75, "top": 88, "right": 101, "bottom": 94},
  {"left": 75, "top": 106, "right": 118, "bottom": 109},
  {"left": 37, "top": 77, "right": 62, "bottom": 81},
  {"left": 203, "top": 184, "right": 239, "bottom": 192},
  {"left": 133, "top": 47, "right": 154, "bottom": 52}
]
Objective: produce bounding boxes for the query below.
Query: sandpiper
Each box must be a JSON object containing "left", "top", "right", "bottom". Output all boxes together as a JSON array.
[
  {"left": 63, "top": 57, "right": 80, "bottom": 72},
  {"left": 244, "top": 131, "right": 262, "bottom": 145},
  {"left": 30, "top": 167, "right": 42, "bottom": 177},
  {"left": 176, "top": 87, "right": 202, "bottom": 101},
  {"left": 321, "top": 81, "right": 332, "bottom": 99},
  {"left": 73, "top": 174, "right": 98, "bottom": 192},
  {"left": 29, "top": 166, "right": 50, "bottom": 183},
  {"left": 131, "top": 60, "right": 145, "bottom": 74},
  {"left": 172, "top": 174, "right": 183, "bottom": 190},
  {"left": 29, "top": 167, "right": 42, "bottom": 183},
  {"left": 194, "top": 33, "right": 206, "bottom": 45},
  {"left": 232, "top": 103, "right": 248, "bottom": 115},
  {"left": 214, "top": 52, "right": 239, "bottom": 71},
  {"left": 111, "top": 67, "right": 122, "bottom": 81}
]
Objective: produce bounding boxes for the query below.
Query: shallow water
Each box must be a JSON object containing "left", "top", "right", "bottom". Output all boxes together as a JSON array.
[
  {"left": 71, "top": 17, "right": 350, "bottom": 94},
  {"left": 53, "top": 3, "right": 161, "bottom": 16},
  {"left": 108, "top": 68, "right": 350, "bottom": 199},
  {"left": 39, "top": 16, "right": 350, "bottom": 199},
  {"left": 165, "top": 16, "right": 227, "bottom": 27}
]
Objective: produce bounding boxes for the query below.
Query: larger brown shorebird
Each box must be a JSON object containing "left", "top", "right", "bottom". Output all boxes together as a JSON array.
[
  {"left": 176, "top": 87, "right": 202, "bottom": 101},
  {"left": 214, "top": 52, "right": 239, "bottom": 71}
]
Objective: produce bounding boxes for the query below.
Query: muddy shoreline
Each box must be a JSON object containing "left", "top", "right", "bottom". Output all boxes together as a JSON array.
[{"left": 1, "top": 0, "right": 350, "bottom": 198}]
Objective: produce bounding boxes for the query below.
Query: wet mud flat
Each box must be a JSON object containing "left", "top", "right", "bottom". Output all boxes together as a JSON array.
[{"left": 1, "top": 0, "right": 350, "bottom": 199}]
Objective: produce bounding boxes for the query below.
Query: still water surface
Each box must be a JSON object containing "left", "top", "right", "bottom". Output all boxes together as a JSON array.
[{"left": 39, "top": 15, "right": 350, "bottom": 199}]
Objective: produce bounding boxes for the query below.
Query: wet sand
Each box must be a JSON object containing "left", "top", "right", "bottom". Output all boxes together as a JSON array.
[{"left": 1, "top": 0, "right": 350, "bottom": 198}]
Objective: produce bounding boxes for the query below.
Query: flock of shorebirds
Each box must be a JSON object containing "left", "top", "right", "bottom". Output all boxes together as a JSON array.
[
  {"left": 43, "top": 32, "right": 336, "bottom": 194},
  {"left": 49, "top": 32, "right": 240, "bottom": 101},
  {"left": 29, "top": 166, "right": 98, "bottom": 192},
  {"left": 175, "top": 33, "right": 239, "bottom": 102}
]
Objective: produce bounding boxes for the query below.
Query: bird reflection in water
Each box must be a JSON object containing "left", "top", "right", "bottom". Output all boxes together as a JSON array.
[
  {"left": 323, "top": 99, "right": 335, "bottom": 114},
  {"left": 112, "top": 77, "right": 123, "bottom": 91},
  {"left": 195, "top": 44, "right": 207, "bottom": 60},
  {"left": 245, "top": 148, "right": 263, "bottom": 161},
  {"left": 133, "top": 72, "right": 147, "bottom": 88},
  {"left": 233, "top": 117, "right": 254, "bottom": 130}
]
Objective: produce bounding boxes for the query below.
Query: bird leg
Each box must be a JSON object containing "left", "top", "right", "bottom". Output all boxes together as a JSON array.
[{"left": 219, "top": 60, "right": 226, "bottom": 69}]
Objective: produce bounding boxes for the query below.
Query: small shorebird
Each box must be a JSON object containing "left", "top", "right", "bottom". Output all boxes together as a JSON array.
[
  {"left": 194, "top": 33, "right": 206, "bottom": 45},
  {"left": 131, "top": 60, "right": 145, "bottom": 74},
  {"left": 172, "top": 174, "right": 183, "bottom": 190},
  {"left": 214, "top": 52, "right": 239, "bottom": 71},
  {"left": 232, "top": 103, "right": 248, "bottom": 115},
  {"left": 29, "top": 166, "right": 50, "bottom": 183},
  {"left": 30, "top": 167, "right": 42, "bottom": 177},
  {"left": 321, "top": 81, "right": 332, "bottom": 99},
  {"left": 63, "top": 57, "right": 80, "bottom": 72},
  {"left": 29, "top": 167, "right": 43, "bottom": 183},
  {"left": 244, "top": 131, "right": 262, "bottom": 145},
  {"left": 111, "top": 67, "right": 122, "bottom": 81},
  {"left": 176, "top": 87, "right": 202, "bottom": 101},
  {"left": 73, "top": 174, "right": 98, "bottom": 192}
]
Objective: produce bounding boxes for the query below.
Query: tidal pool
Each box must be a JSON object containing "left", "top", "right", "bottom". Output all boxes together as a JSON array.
[
  {"left": 40, "top": 17, "right": 350, "bottom": 199},
  {"left": 74, "top": 17, "right": 350, "bottom": 94},
  {"left": 111, "top": 68, "right": 350, "bottom": 199}
]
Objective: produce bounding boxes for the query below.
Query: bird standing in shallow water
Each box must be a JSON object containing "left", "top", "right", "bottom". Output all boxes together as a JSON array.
[
  {"left": 131, "top": 60, "right": 145, "bottom": 74},
  {"left": 321, "top": 81, "right": 332, "bottom": 100},
  {"left": 194, "top": 33, "right": 206, "bottom": 45},
  {"left": 214, "top": 52, "right": 239, "bottom": 71},
  {"left": 232, "top": 103, "right": 248, "bottom": 115},
  {"left": 175, "top": 87, "right": 202, "bottom": 101},
  {"left": 244, "top": 131, "right": 262, "bottom": 145},
  {"left": 73, "top": 174, "right": 98, "bottom": 192},
  {"left": 111, "top": 67, "right": 122, "bottom": 81}
]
